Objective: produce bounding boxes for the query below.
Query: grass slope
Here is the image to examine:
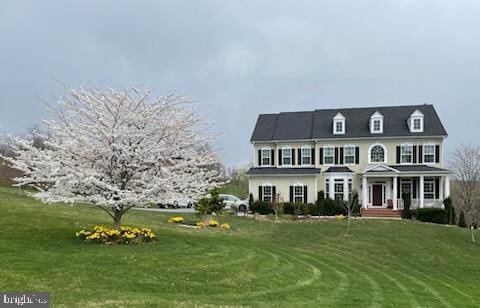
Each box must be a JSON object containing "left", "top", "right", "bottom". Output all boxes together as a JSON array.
[{"left": 0, "top": 186, "right": 479, "bottom": 307}]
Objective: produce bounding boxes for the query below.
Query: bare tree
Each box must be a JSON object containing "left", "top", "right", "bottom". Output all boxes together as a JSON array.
[
  {"left": 342, "top": 192, "right": 359, "bottom": 236},
  {"left": 450, "top": 145, "right": 480, "bottom": 223},
  {"left": 271, "top": 194, "right": 284, "bottom": 221}
]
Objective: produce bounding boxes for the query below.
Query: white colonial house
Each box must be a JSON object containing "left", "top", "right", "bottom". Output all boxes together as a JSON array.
[{"left": 247, "top": 104, "right": 452, "bottom": 217}]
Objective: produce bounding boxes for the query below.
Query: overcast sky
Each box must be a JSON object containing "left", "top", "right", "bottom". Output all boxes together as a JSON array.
[{"left": 1, "top": 1, "right": 479, "bottom": 166}]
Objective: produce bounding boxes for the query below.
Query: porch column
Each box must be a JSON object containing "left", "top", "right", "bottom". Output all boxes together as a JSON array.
[
  {"left": 419, "top": 175, "right": 425, "bottom": 208},
  {"left": 439, "top": 176, "right": 444, "bottom": 200},
  {"left": 392, "top": 176, "right": 398, "bottom": 210},
  {"left": 445, "top": 176, "right": 450, "bottom": 198},
  {"left": 362, "top": 176, "right": 368, "bottom": 209},
  {"left": 329, "top": 176, "right": 334, "bottom": 201}
]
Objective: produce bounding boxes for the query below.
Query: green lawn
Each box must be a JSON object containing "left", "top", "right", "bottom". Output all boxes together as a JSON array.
[{"left": 1, "top": 186, "right": 479, "bottom": 307}]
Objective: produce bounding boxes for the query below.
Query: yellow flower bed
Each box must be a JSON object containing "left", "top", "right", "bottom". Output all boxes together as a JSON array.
[
  {"left": 220, "top": 223, "right": 230, "bottom": 230},
  {"left": 168, "top": 216, "right": 184, "bottom": 224},
  {"left": 335, "top": 215, "right": 346, "bottom": 221},
  {"left": 208, "top": 219, "right": 219, "bottom": 227},
  {"left": 76, "top": 225, "right": 155, "bottom": 244}
]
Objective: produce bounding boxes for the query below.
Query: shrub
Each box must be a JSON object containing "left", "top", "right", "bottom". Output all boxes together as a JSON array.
[
  {"left": 76, "top": 225, "right": 155, "bottom": 244},
  {"left": 452, "top": 205, "right": 456, "bottom": 225},
  {"left": 458, "top": 211, "right": 467, "bottom": 228},
  {"left": 251, "top": 200, "right": 274, "bottom": 215},
  {"left": 416, "top": 208, "right": 448, "bottom": 224},
  {"left": 249, "top": 193, "right": 254, "bottom": 208},
  {"left": 196, "top": 188, "right": 225, "bottom": 215},
  {"left": 402, "top": 192, "right": 412, "bottom": 219},
  {"left": 283, "top": 203, "right": 294, "bottom": 215},
  {"left": 317, "top": 191, "right": 325, "bottom": 215},
  {"left": 322, "top": 198, "right": 346, "bottom": 216},
  {"left": 309, "top": 203, "right": 320, "bottom": 216},
  {"left": 443, "top": 197, "right": 453, "bottom": 224}
]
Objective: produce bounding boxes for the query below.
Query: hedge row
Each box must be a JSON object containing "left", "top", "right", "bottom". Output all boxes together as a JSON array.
[{"left": 250, "top": 198, "right": 350, "bottom": 216}]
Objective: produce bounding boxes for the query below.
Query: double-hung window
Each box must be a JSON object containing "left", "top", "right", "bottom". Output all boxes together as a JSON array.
[
  {"left": 282, "top": 148, "right": 292, "bottom": 165},
  {"left": 261, "top": 148, "right": 271, "bottom": 166},
  {"left": 348, "top": 179, "right": 353, "bottom": 201},
  {"left": 344, "top": 146, "right": 355, "bottom": 164},
  {"left": 401, "top": 144, "right": 413, "bottom": 164},
  {"left": 262, "top": 185, "right": 272, "bottom": 202},
  {"left": 293, "top": 185, "right": 304, "bottom": 203},
  {"left": 423, "top": 144, "right": 435, "bottom": 163},
  {"left": 424, "top": 180, "right": 435, "bottom": 199},
  {"left": 301, "top": 147, "right": 311, "bottom": 165},
  {"left": 334, "top": 179, "right": 344, "bottom": 201},
  {"left": 324, "top": 146, "right": 334, "bottom": 165}
]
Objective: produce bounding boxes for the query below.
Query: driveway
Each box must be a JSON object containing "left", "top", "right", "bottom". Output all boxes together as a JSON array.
[{"left": 132, "top": 207, "right": 197, "bottom": 214}]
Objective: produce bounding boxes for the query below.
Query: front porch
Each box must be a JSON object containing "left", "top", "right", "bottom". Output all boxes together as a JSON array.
[{"left": 361, "top": 164, "right": 451, "bottom": 211}]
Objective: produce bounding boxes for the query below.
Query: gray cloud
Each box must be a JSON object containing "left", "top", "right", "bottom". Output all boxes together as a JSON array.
[{"left": 1, "top": 0, "right": 479, "bottom": 165}]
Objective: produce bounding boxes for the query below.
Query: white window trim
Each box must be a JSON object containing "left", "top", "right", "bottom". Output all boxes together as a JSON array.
[
  {"left": 333, "top": 113, "right": 345, "bottom": 135},
  {"left": 424, "top": 179, "right": 435, "bottom": 200},
  {"left": 409, "top": 110, "right": 424, "bottom": 133},
  {"left": 343, "top": 144, "right": 356, "bottom": 165},
  {"left": 261, "top": 183, "right": 273, "bottom": 202},
  {"left": 281, "top": 146, "right": 293, "bottom": 166},
  {"left": 400, "top": 143, "right": 414, "bottom": 165},
  {"left": 301, "top": 145, "right": 312, "bottom": 166},
  {"left": 260, "top": 147, "right": 271, "bottom": 167},
  {"left": 368, "top": 143, "right": 387, "bottom": 164},
  {"left": 293, "top": 182, "right": 305, "bottom": 203},
  {"left": 334, "top": 178, "right": 345, "bottom": 201},
  {"left": 370, "top": 111, "right": 384, "bottom": 134},
  {"left": 323, "top": 145, "right": 335, "bottom": 166},
  {"left": 423, "top": 143, "right": 436, "bottom": 165}
]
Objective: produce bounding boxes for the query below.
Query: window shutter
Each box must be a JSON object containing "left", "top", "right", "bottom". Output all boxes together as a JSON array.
[
  {"left": 272, "top": 186, "right": 277, "bottom": 201},
  {"left": 271, "top": 149, "right": 275, "bottom": 166},
  {"left": 303, "top": 185, "right": 308, "bottom": 204},
  {"left": 258, "top": 186, "right": 263, "bottom": 201},
  {"left": 311, "top": 148, "right": 316, "bottom": 165},
  {"left": 396, "top": 146, "right": 401, "bottom": 164},
  {"left": 413, "top": 145, "right": 417, "bottom": 163},
  {"left": 339, "top": 147, "right": 344, "bottom": 165},
  {"left": 278, "top": 149, "right": 282, "bottom": 166},
  {"left": 412, "top": 178, "right": 418, "bottom": 199},
  {"left": 298, "top": 149, "right": 302, "bottom": 165},
  {"left": 334, "top": 147, "right": 339, "bottom": 165},
  {"left": 355, "top": 146, "right": 360, "bottom": 164},
  {"left": 435, "top": 179, "right": 440, "bottom": 199},
  {"left": 292, "top": 149, "right": 296, "bottom": 165},
  {"left": 435, "top": 145, "right": 440, "bottom": 163},
  {"left": 319, "top": 148, "right": 324, "bottom": 165},
  {"left": 418, "top": 146, "right": 423, "bottom": 164},
  {"left": 289, "top": 186, "right": 293, "bottom": 203},
  {"left": 258, "top": 150, "right": 261, "bottom": 166}
]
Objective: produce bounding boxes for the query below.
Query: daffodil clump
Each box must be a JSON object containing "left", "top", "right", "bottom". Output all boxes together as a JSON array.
[
  {"left": 335, "top": 215, "right": 346, "bottom": 221},
  {"left": 168, "top": 216, "right": 184, "bottom": 224},
  {"left": 75, "top": 225, "right": 156, "bottom": 244},
  {"left": 220, "top": 223, "right": 230, "bottom": 230},
  {"left": 208, "top": 219, "right": 219, "bottom": 227}
]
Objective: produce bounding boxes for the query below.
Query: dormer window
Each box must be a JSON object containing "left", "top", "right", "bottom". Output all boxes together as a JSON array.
[
  {"left": 370, "top": 111, "right": 383, "bottom": 134},
  {"left": 409, "top": 110, "right": 424, "bottom": 133},
  {"left": 333, "top": 113, "right": 345, "bottom": 135}
]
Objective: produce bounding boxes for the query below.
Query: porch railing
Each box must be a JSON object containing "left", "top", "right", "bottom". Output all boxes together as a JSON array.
[{"left": 396, "top": 199, "right": 444, "bottom": 210}]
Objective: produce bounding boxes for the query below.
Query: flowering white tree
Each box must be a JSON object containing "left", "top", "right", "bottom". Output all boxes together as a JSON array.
[{"left": 2, "top": 86, "right": 223, "bottom": 229}]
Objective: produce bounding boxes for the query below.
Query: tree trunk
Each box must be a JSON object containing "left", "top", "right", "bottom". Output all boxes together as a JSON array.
[
  {"left": 345, "top": 208, "right": 351, "bottom": 236},
  {"left": 113, "top": 210, "right": 123, "bottom": 230}
]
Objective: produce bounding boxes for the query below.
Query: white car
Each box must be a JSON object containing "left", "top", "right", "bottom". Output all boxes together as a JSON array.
[
  {"left": 219, "top": 194, "right": 249, "bottom": 212},
  {"left": 158, "top": 197, "right": 193, "bottom": 209}
]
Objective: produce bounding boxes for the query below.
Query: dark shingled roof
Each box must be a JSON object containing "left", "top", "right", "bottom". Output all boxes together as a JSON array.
[
  {"left": 389, "top": 165, "right": 451, "bottom": 173},
  {"left": 325, "top": 166, "right": 354, "bottom": 173},
  {"left": 246, "top": 167, "right": 321, "bottom": 176},
  {"left": 251, "top": 104, "right": 447, "bottom": 141}
]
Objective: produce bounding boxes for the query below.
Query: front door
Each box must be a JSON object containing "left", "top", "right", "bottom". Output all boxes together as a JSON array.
[{"left": 372, "top": 184, "right": 383, "bottom": 206}]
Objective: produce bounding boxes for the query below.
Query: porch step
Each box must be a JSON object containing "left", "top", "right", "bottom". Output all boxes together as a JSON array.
[{"left": 361, "top": 208, "right": 403, "bottom": 218}]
